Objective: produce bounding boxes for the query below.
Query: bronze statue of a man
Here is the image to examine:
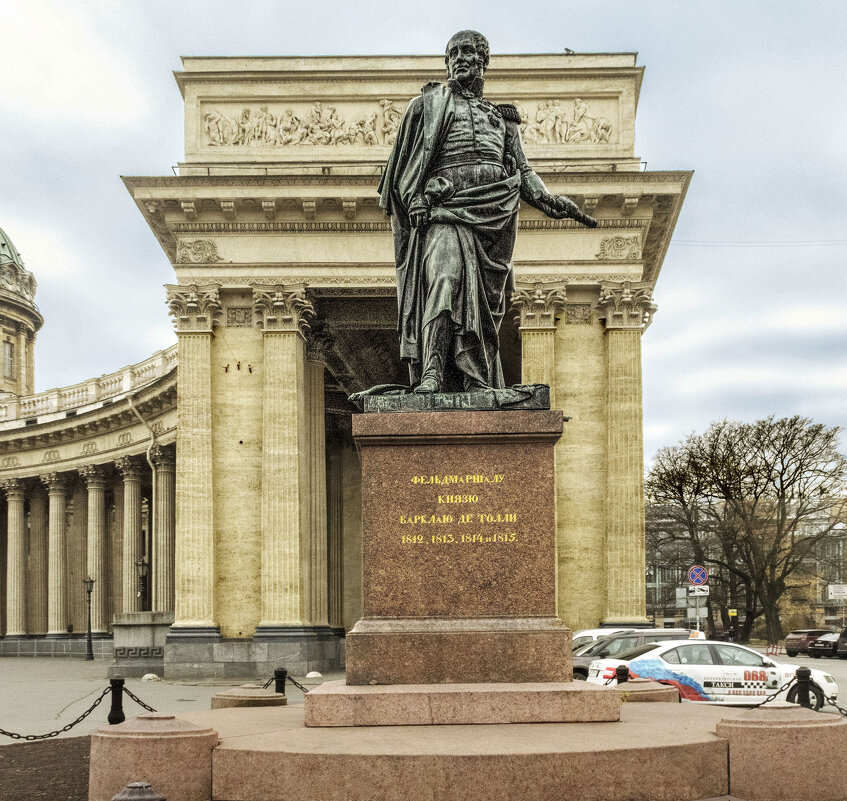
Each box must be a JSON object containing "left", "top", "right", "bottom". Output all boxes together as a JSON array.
[{"left": 379, "top": 30, "right": 596, "bottom": 394}]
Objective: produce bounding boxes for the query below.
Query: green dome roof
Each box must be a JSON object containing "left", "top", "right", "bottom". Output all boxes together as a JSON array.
[
  {"left": 0, "top": 227, "right": 37, "bottom": 303},
  {"left": 0, "top": 227, "right": 25, "bottom": 268}
]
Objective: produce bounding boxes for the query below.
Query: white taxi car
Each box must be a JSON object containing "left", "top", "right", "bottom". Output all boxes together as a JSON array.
[{"left": 586, "top": 640, "right": 838, "bottom": 710}]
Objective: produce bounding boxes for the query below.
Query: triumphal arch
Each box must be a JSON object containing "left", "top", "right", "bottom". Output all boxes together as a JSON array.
[{"left": 0, "top": 50, "right": 689, "bottom": 678}]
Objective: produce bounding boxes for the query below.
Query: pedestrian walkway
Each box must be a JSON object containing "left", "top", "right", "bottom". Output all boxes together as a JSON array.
[{"left": 0, "top": 657, "right": 342, "bottom": 742}]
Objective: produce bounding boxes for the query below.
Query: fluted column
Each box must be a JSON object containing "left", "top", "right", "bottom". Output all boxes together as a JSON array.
[
  {"left": 511, "top": 282, "right": 566, "bottom": 405},
  {"left": 3, "top": 479, "right": 27, "bottom": 636},
  {"left": 28, "top": 487, "right": 48, "bottom": 634},
  {"left": 326, "top": 434, "right": 344, "bottom": 632},
  {"left": 305, "top": 328, "right": 330, "bottom": 628},
  {"left": 116, "top": 456, "right": 143, "bottom": 614},
  {"left": 166, "top": 284, "right": 221, "bottom": 635},
  {"left": 598, "top": 281, "right": 656, "bottom": 624},
  {"left": 252, "top": 284, "right": 314, "bottom": 635},
  {"left": 80, "top": 465, "right": 109, "bottom": 634},
  {"left": 42, "top": 473, "right": 68, "bottom": 636},
  {"left": 67, "top": 483, "right": 87, "bottom": 633},
  {"left": 110, "top": 479, "right": 123, "bottom": 618},
  {"left": 151, "top": 445, "right": 176, "bottom": 613}
]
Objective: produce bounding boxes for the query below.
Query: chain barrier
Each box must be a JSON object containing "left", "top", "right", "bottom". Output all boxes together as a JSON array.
[
  {"left": 0, "top": 686, "right": 111, "bottom": 741},
  {"left": 0, "top": 681, "right": 158, "bottom": 741},
  {"left": 820, "top": 689, "right": 847, "bottom": 717},
  {"left": 752, "top": 677, "right": 796, "bottom": 708},
  {"left": 123, "top": 686, "right": 157, "bottom": 713},
  {"left": 262, "top": 671, "right": 310, "bottom": 694}
]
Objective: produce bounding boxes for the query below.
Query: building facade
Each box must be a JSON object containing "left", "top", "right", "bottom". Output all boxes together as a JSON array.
[{"left": 0, "top": 51, "right": 690, "bottom": 677}]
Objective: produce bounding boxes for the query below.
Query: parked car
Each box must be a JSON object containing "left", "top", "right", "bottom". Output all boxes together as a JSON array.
[
  {"left": 571, "top": 628, "right": 633, "bottom": 651},
  {"left": 586, "top": 639, "right": 838, "bottom": 710},
  {"left": 784, "top": 629, "right": 832, "bottom": 657},
  {"left": 572, "top": 628, "right": 698, "bottom": 680},
  {"left": 833, "top": 627, "right": 847, "bottom": 659},
  {"left": 808, "top": 632, "right": 839, "bottom": 658}
]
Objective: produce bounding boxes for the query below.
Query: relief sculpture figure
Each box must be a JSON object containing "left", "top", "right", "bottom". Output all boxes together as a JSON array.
[{"left": 378, "top": 30, "right": 597, "bottom": 394}]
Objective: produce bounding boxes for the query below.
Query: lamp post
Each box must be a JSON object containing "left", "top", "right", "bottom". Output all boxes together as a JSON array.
[
  {"left": 83, "top": 576, "right": 95, "bottom": 661},
  {"left": 135, "top": 556, "right": 149, "bottom": 611}
]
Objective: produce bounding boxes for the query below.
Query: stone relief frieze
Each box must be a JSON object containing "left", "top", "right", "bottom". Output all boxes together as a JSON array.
[
  {"left": 566, "top": 304, "right": 592, "bottom": 324},
  {"left": 204, "top": 100, "right": 404, "bottom": 147},
  {"left": 202, "top": 97, "right": 613, "bottom": 147},
  {"left": 0, "top": 262, "right": 37, "bottom": 301},
  {"left": 176, "top": 239, "right": 224, "bottom": 264},
  {"left": 595, "top": 236, "right": 641, "bottom": 260},
  {"left": 516, "top": 98, "right": 612, "bottom": 144},
  {"left": 226, "top": 307, "right": 253, "bottom": 328}
]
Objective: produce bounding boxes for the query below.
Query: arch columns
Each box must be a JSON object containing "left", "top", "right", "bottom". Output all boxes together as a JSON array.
[
  {"left": 165, "top": 284, "right": 221, "bottom": 637},
  {"left": 151, "top": 445, "right": 176, "bottom": 613},
  {"left": 251, "top": 284, "right": 317, "bottom": 636},
  {"left": 81, "top": 465, "right": 109, "bottom": 634},
  {"left": 41, "top": 473, "right": 68, "bottom": 636},
  {"left": 598, "top": 281, "right": 656, "bottom": 625},
  {"left": 3, "top": 479, "right": 27, "bottom": 636}
]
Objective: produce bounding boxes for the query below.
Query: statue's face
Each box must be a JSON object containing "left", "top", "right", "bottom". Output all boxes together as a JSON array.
[{"left": 446, "top": 33, "right": 484, "bottom": 85}]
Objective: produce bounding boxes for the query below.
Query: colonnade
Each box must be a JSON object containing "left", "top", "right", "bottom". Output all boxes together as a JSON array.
[{"left": 0, "top": 447, "right": 176, "bottom": 638}]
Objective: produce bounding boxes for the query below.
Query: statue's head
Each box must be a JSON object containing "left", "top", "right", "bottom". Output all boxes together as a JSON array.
[{"left": 445, "top": 30, "right": 490, "bottom": 86}]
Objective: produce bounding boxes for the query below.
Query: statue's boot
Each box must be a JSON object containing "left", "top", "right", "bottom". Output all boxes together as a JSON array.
[{"left": 414, "top": 315, "right": 451, "bottom": 394}]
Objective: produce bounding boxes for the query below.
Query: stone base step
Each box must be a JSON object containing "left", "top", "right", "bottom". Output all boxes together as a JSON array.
[{"left": 304, "top": 679, "right": 620, "bottom": 726}]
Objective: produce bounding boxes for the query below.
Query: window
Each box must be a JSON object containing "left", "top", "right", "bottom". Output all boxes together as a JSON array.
[
  {"left": 606, "top": 637, "right": 639, "bottom": 656},
  {"left": 3, "top": 341, "right": 14, "bottom": 380},
  {"left": 713, "top": 644, "right": 765, "bottom": 667},
  {"left": 665, "top": 644, "right": 714, "bottom": 665}
]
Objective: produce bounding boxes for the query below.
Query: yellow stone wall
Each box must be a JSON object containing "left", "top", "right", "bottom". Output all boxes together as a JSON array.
[{"left": 210, "top": 297, "right": 264, "bottom": 637}]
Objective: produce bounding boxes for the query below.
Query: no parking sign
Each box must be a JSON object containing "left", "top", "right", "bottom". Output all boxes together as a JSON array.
[{"left": 688, "top": 565, "right": 709, "bottom": 586}]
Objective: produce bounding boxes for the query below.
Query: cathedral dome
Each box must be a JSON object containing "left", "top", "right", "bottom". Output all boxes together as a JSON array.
[{"left": 0, "top": 227, "right": 38, "bottom": 304}]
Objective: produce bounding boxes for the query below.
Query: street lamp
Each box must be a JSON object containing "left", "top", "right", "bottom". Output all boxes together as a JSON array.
[
  {"left": 135, "top": 556, "right": 149, "bottom": 611},
  {"left": 83, "top": 576, "right": 95, "bottom": 661}
]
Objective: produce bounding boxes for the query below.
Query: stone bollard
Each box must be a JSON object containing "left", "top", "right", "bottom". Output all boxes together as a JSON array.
[
  {"left": 89, "top": 713, "right": 218, "bottom": 801},
  {"left": 617, "top": 678, "right": 679, "bottom": 702},
  {"left": 716, "top": 705, "right": 847, "bottom": 801},
  {"left": 210, "top": 683, "right": 289, "bottom": 709},
  {"left": 111, "top": 782, "right": 166, "bottom": 801}
]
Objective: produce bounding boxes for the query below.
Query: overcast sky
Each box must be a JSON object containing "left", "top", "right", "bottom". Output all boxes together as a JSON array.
[{"left": 1, "top": 0, "right": 845, "bottom": 460}]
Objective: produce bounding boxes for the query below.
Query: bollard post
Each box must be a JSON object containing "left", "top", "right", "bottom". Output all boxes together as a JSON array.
[
  {"left": 108, "top": 677, "right": 126, "bottom": 724},
  {"left": 111, "top": 781, "right": 166, "bottom": 801},
  {"left": 795, "top": 666, "right": 812, "bottom": 709},
  {"left": 274, "top": 667, "right": 288, "bottom": 695},
  {"left": 615, "top": 664, "right": 629, "bottom": 684}
]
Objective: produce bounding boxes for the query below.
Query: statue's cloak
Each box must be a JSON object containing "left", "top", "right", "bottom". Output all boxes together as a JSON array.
[{"left": 378, "top": 82, "right": 521, "bottom": 388}]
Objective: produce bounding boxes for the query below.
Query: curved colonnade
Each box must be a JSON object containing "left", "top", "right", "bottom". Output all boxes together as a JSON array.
[{"left": 0, "top": 346, "right": 177, "bottom": 655}]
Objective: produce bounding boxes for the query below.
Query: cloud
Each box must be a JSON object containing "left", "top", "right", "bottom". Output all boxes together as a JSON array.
[{"left": 0, "top": 1, "right": 149, "bottom": 128}]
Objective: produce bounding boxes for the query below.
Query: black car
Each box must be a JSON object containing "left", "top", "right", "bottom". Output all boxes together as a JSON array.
[
  {"left": 808, "top": 632, "right": 839, "bottom": 658},
  {"left": 835, "top": 627, "right": 847, "bottom": 659}
]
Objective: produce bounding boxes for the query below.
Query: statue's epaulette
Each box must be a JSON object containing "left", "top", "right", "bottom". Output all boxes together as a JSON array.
[{"left": 496, "top": 103, "right": 521, "bottom": 123}]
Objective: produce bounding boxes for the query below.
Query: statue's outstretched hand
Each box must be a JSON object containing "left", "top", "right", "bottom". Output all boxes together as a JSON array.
[{"left": 543, "top": 195, "right": 597, "bottom": 228}]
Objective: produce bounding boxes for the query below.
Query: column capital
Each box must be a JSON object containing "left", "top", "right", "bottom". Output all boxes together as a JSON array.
[
  {"left": 79, "top": 464, "right": 108, "bottom": 490},
  {"left": 252, "top": 284, "right": 315, "bottom": 335},
  {"left": 150, "top": 445, "right": 175, "bottom": 471},
  {"left": 115, "top": 455, "right": 144, "bottom": 481},
  {"left": 2, "top": 478, "right": 25, "bottom": 501},
  {"left": 40, "top": 472, "right": 67, "bottom": 494},
  {"left": 165, "top": 284, "right": 222, "bottom": 333},
  {"left": 597, "top": 281, "right": 657, "bottom": 331},
  {"left": 511, "top": 282, "right": 567, "bottom": 330},
  {"left": 306, "top": 323, "right": 334, "bottom": 363}
]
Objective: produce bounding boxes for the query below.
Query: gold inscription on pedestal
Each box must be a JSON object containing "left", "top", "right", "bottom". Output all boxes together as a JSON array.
[{"left": 398, "top": 472, "right": 516, "bottom": 546}]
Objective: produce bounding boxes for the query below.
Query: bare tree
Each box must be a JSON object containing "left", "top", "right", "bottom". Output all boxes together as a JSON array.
[{"left": 647, "top": 416, "right": 847, "bottom": 643}]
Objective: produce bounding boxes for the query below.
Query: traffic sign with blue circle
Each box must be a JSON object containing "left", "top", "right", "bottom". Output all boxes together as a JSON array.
[{"left": 688, "top": 565, "right": 709, "bottom": 585}]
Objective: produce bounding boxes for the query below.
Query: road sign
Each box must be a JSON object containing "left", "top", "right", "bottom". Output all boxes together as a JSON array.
[
  {"left": 688, "top": 565, "right": 709, "bottom": 586},
  {"left": 688, "top": 585, "right": 709, "bottom": 596},
  {"left": 828, "top": 584, "right": 847, "bottom": 600},
  {"left": 728, "top": 608, "right": 738, "bottom": 617},
  {"left": 686, "top": 606, "right": 707, "bottom": 619}
]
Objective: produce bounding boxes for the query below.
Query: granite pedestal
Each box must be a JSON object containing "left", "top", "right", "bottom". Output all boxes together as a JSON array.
[{"left": 345, "top": 409, "right": 571, "bottom": 687}]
